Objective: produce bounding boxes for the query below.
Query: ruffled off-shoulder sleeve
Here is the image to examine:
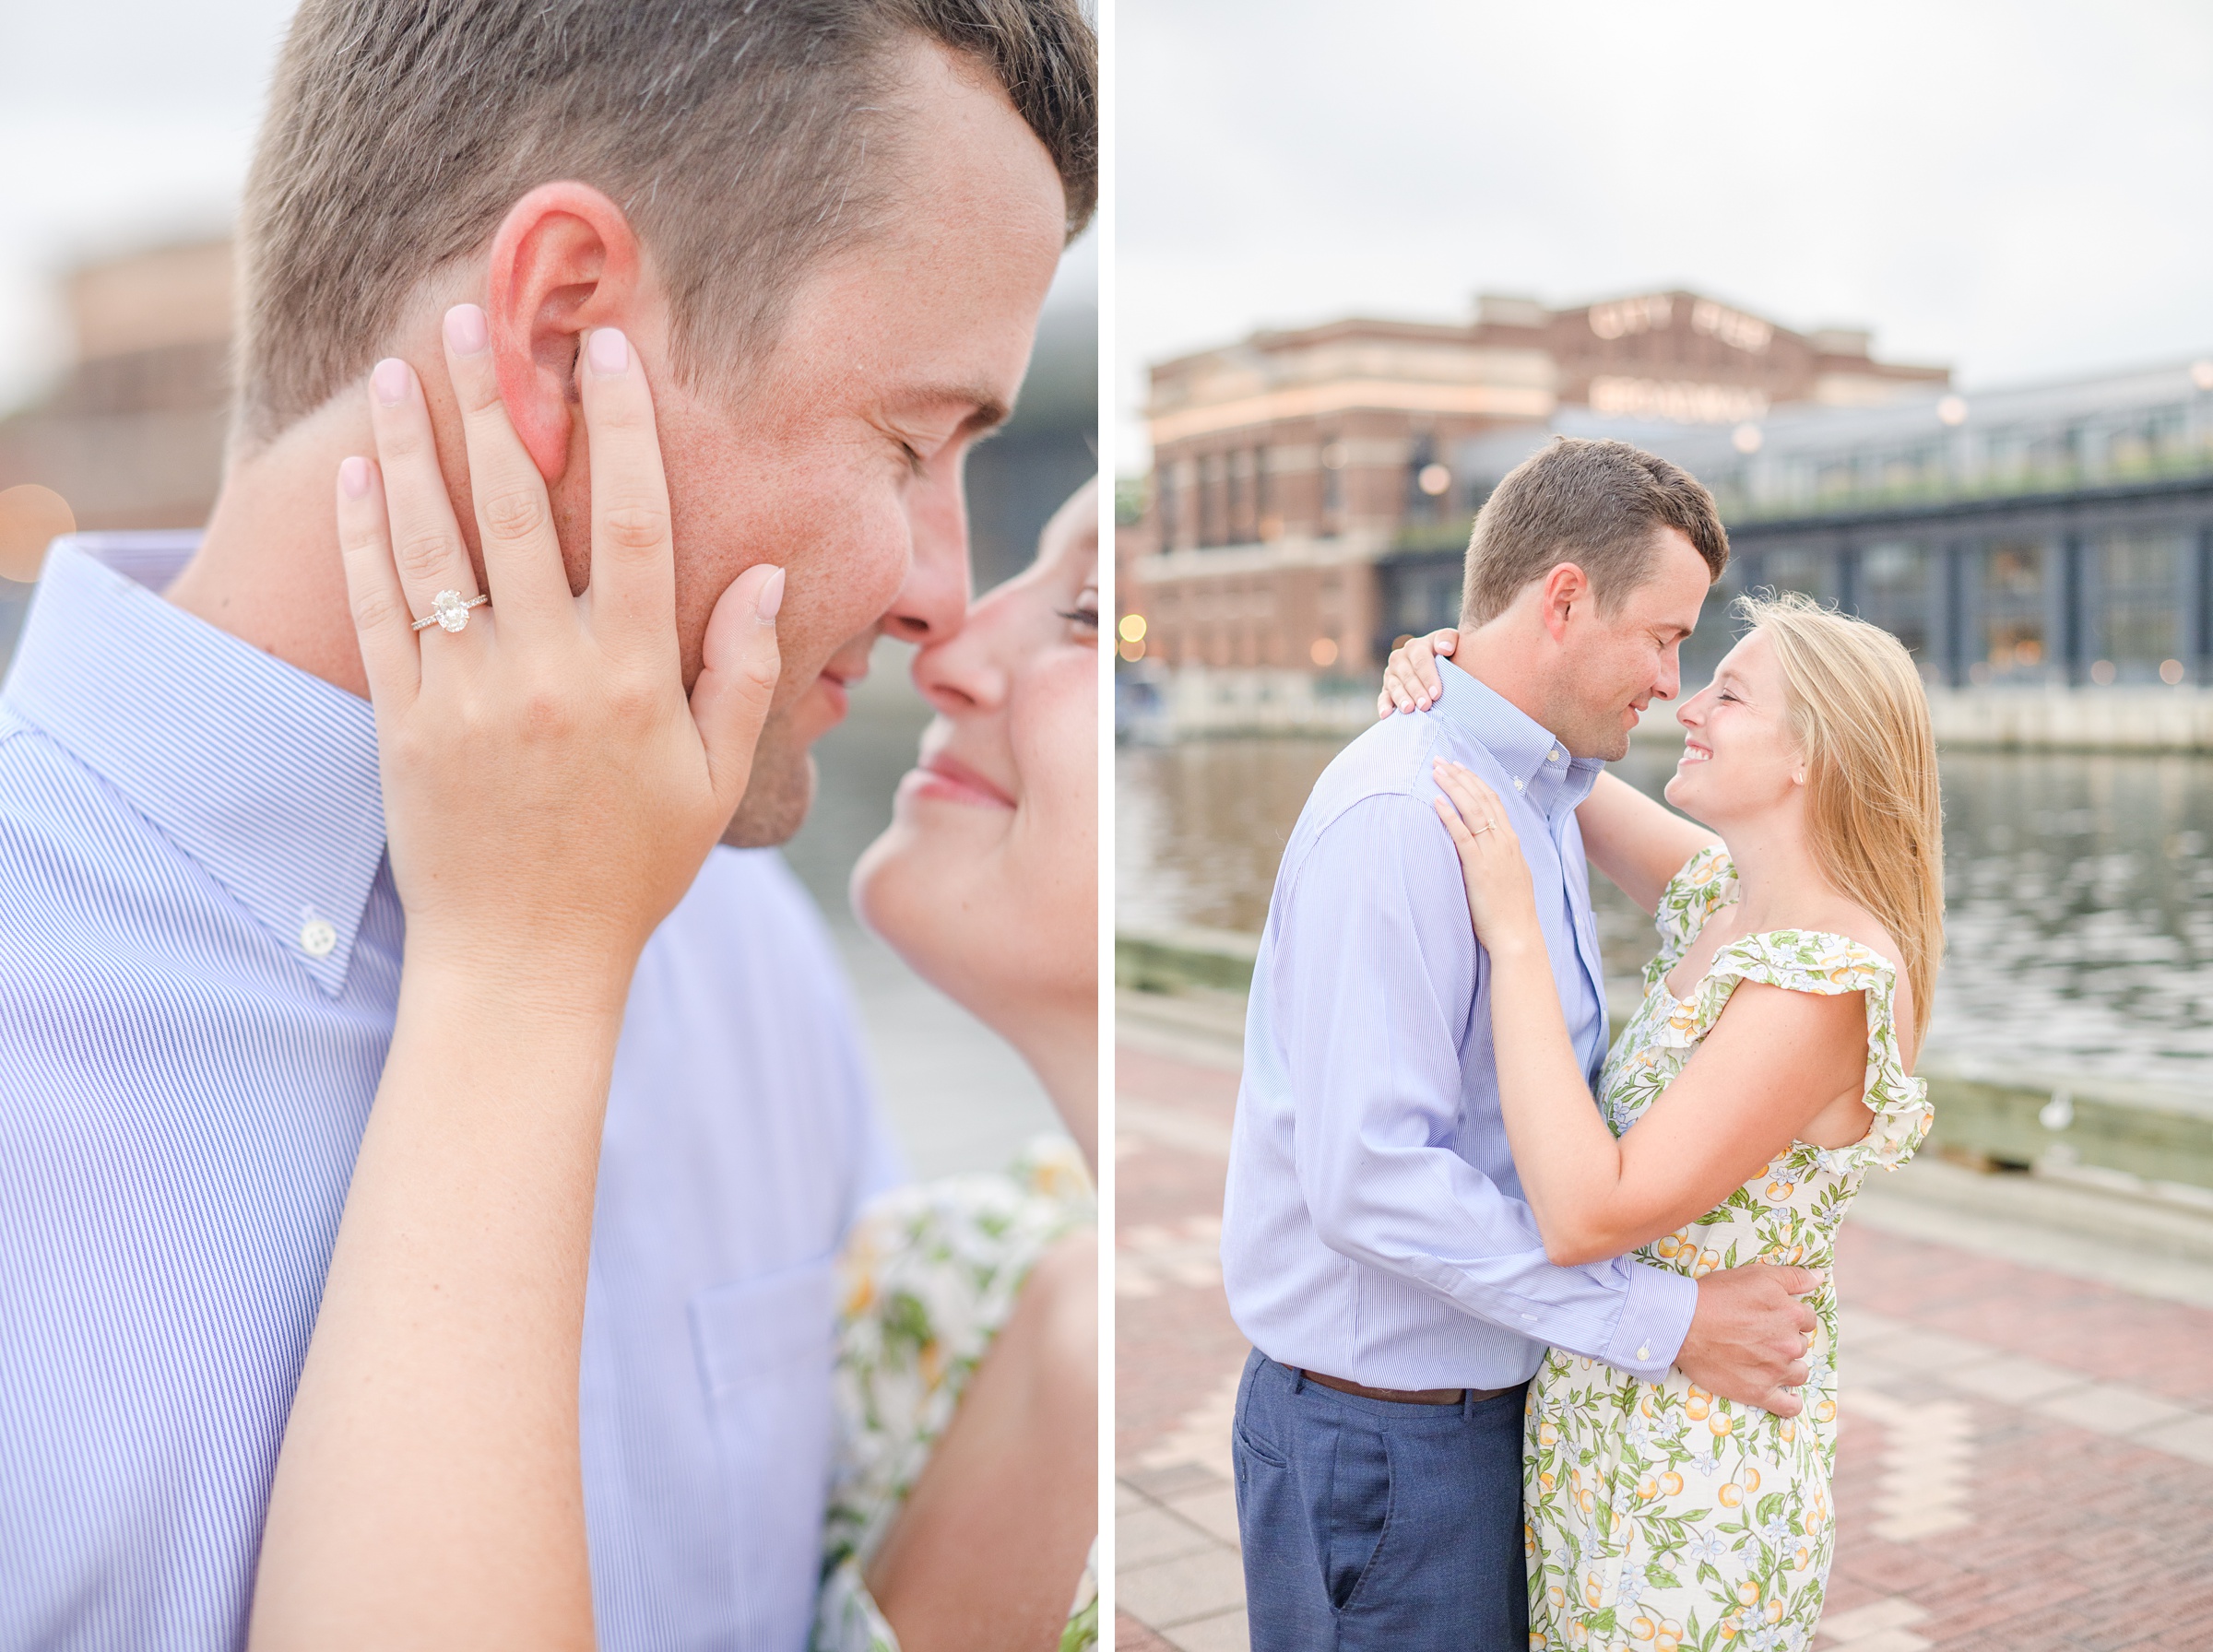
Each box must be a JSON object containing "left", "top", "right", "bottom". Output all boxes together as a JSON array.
[
  {"left": 1643, "top": 844, "right": 1740, "bottom": 990},
  {"left": 1662, "top": 929, "right": 1932, "bottom": 1174}
]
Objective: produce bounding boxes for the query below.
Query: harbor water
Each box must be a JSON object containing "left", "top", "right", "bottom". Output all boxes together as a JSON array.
[{"left": 1118, "top": 733, "right": 2213, "bottom": 1089}]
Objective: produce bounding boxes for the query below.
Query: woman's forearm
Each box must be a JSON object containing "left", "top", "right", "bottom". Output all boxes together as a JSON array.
[
  {"left": 248, "top": 955, "right": 633, "bottom": 1652},
  {"left": 1485, "top": 931, "right": 1637, "bottom": 1266},
  {"left": 1576, "top": 773, "right": 1718, "bottom": 914}
]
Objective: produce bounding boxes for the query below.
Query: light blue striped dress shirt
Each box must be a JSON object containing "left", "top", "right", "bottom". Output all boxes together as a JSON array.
[
  {"left": 0, "top": 537, "right": 903, "bottom": 1651},
  {"left": 1220, "top": 658, "right": 1698, "bottom": 1390}
]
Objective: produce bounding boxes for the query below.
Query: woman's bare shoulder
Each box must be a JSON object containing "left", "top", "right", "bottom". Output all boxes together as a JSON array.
[{"left": 1807, "top": 901, "right": 1907, "bottom": 974}]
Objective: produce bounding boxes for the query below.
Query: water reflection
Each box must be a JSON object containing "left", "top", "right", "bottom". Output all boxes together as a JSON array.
[{"left": 1118, "top": 735, "right": 2213, "bottom": 1085}]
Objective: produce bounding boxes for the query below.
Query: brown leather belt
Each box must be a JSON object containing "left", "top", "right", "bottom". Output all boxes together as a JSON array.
[{"left": 1301, "top": 1369, "right": 1513, "bottom": 1407}]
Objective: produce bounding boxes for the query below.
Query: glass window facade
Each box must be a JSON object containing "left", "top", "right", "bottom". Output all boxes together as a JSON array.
[
  {"left": 1977, "top": 540, "right": 2049, "bottom": 682},
  {"left": 1857, "top": 540, "right": 1933, "bottom": 663},
  {"left": 2089, "top": 529, "right": 2184, "bottom": 678},
  {"left": 1759, "top": 546, "right": 1836, "bottom": 605}
]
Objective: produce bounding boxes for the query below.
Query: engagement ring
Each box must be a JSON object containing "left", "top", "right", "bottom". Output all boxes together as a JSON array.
[
  {"left": 1473, "top": 820, "right": 1495, "bottom": 835},
  {"left": 412, "top": 590, "right": 490, "bottom": 633}
]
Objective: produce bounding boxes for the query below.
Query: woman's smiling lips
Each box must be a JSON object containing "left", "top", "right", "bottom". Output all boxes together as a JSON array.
[
  {"left": 1679, "top": 738, "right": 1713, "bottom": 765},
  {"left": 900, "top": 750, "right": 1017, "bottom": 809}
]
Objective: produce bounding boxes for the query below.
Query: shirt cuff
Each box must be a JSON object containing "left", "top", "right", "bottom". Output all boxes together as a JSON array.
[{"left": 1606, "top": 1262, "right": 1698, "bottom": 1380}]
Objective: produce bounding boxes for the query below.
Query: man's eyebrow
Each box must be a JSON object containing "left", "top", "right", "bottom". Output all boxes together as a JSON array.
[{"left": 898, "top": 382, "right": 1012, "bottom": 433}]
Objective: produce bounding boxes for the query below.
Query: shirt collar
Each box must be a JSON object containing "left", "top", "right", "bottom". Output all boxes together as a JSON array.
[
  {"left": 1430, "top": 656, "right": 1604, "bottom": 818},
  {"left": 2, "top": 535, "right": 387, "bottom": 997}
]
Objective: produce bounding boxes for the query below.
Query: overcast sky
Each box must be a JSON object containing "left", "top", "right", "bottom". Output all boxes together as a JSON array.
[
  {"left": 0, "top": 0, "right": 1095, "bottom": 418},
  {"left": 1118, "top": 0, "right": 2213, "bottom": 465}
]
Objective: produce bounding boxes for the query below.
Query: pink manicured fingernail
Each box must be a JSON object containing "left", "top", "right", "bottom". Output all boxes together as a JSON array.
[
  {"left": 338, "top": 455, "right": 371, "bottom": 499},
  {"left": 754, "top": 566, "right": 787, "bottom": 623},
  {"left": 587, "top": 327, "right": 629, "bottom": 375},
  {"left": 371, "top": 358, "right": 410, "bottom": 405},
  {"left": 444, "top": 304, "right": 489, "bottom": 356}
]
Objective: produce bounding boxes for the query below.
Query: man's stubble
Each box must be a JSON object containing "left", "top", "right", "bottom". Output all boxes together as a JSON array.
[
  {"left": 1542, "top": 690, "right": 1636, "bottom": 766},
  {"left": 720, "top": 703, "right": 818, "bottom": 847}
]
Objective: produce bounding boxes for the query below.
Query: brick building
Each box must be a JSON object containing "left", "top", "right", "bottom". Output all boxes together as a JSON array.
[
  {"left": 1119, "top": 289, "right": 1947, "bottom": 674},
  {"left": 0, "top": 237, "right": 236, "bottom": 535}
]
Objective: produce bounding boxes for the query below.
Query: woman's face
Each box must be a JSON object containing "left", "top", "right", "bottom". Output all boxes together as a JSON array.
[
  {"left": 851, "top": 480, "right": 1099, "bottom": 1042},
  {"left": 1664, "top": 629, "right": 1805, "bottom": 826}
]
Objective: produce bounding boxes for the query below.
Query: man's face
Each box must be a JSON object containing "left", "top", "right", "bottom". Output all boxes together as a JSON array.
[
  {"left": 613, "top": 43, "right": 1067, "bottom": 845},
  {"left": 1544, "top": 526, "right": 1714, "bottom": 761}
]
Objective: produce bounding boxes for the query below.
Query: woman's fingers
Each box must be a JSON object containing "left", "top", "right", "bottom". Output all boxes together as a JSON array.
[
  {"left": 1431, "top": 759, "right": 1475, "bottom": 825},
  {"left": 437, "top": 304, "right": 574, "bottom": 629},
  {"left": 1433, "top": 761, "right": 1505, "bottom": 841},
  {"left": 1379, "top": 651, "right": 1422, "bottom": 716},
  {"left": 575, "top": 327, "right": 678, "bottom": 667},
  {"left": 688, "top": 563, "right": 787, "bottom": 821},
  {"left": 335, "top": 455, "right": 419, "bottom": 716},
  {"left": 1432, "top": 796, "right": 1477, "bottom": 852},
  {"left": 1398, "top": 635, "right": 1441, "bottom": 711},
  {"left": 365, "top": 357, "right": 482, "bottom": 646}
]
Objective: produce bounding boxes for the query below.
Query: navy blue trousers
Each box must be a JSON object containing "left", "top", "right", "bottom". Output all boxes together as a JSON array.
[{"left": 1232, "top": 1349, "right": 1530, "bottom": 1652}]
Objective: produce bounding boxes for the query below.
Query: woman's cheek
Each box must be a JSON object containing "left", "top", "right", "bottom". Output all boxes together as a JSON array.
[
  {"left": 1008, "top": 648, "right": 1099, "bottom": 844},
  {"left": 854, "top": 814, "right": 983, "bottom": 970}
]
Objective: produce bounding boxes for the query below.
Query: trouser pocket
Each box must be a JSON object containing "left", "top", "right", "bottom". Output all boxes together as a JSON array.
[{"left": 1315, "top": 1416, "right": 1392, "bottom": 1610}]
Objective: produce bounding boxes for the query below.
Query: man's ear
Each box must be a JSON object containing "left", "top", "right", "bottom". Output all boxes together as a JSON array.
[
  {"left": 1539, "top": 562, "right": 1591, "bottom": 643},
  {"left": 485, "top": 182, "right": 645, "bottom": 480}
]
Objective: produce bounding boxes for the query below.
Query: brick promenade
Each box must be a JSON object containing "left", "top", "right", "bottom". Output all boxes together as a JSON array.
[{"left": 1115, "top": 1030, "right": 2213, "bottom": 1652}]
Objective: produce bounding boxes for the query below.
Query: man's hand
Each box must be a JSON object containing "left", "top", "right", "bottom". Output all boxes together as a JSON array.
[{"left": 1675, "top": 1262, "right": 1822, "bottom": 1417}]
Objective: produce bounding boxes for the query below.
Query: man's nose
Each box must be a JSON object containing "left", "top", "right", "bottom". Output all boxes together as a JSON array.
[{"left": 879, "top": 466, "right": 970, "bottom": 646}]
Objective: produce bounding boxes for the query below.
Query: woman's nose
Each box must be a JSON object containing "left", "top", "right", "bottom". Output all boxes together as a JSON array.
[{"left": 911, "top": 606, "right": 1012, "bottom": 716}]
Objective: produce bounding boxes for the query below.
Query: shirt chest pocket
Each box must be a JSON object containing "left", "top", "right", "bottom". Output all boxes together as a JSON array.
[{"left": 689, "top": 1253, "right": 838, "bottom": 1650}]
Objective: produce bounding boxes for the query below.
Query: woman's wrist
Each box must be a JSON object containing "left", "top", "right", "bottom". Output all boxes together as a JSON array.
[
  {"left": 398, "top": 937, "right": 641, "bottom": 1026},
  {"left": 1480, "top": 906, "right": 1546, "bottom": 964}
]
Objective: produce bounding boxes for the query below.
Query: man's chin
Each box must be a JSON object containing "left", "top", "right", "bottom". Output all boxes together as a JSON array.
[
  {"left": 1564, "top": 723, "right": 1632, "bottom": 764},
  {"left": 722, "top": 745, "right": 818, "bottom": 848}
]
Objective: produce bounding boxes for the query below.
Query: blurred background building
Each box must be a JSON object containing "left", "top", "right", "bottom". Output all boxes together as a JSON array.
[
  {"left": 1450, "top": 360, "right": 2213, "bottom": 691},
  {"left": 1117, "top": 288, "right": 2213, "bottom": 727},
  {"left": 0, "top": 238, "right": 233, "bottom": 534},
  {"left": 1119, "top": 288, "right": 1946, "bottom": 679}
]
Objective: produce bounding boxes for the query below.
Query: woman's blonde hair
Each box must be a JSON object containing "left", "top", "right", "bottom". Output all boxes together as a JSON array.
[{"left": 1734, "top": 590, "right": 1945, "bottom": 1046}]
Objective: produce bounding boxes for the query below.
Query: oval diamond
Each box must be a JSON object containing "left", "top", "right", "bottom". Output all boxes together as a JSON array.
[{"left": 432, "top": 589, "right": 469, "bottom": 632}]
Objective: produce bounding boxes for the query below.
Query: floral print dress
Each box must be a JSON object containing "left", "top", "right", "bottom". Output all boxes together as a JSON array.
[
  {"left": 812, "top": 1136, "right": 1098, "bottom": 1652},
  {"left": 1524, "top": 846, "right": 1931, "bottom": 1652}
]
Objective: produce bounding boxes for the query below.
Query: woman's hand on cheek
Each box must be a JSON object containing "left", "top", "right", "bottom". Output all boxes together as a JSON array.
[
  {"left": 1430, "top": 759, "right": 1541, "bottom": 954},
  {"left": 336, "top": 306, "right": 784, "bottom": 1001}
]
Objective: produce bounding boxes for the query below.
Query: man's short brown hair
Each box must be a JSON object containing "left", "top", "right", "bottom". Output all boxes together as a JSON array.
[
  {"left": 1458, "top": 437, "right": 1728, "bottom": 627},
  {"left": 234, "top": 0, "right": 1096, "bottom": 448}
]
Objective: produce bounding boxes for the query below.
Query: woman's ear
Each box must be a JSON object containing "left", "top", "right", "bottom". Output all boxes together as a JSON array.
[{"left": 484, "top": 182, "right": 645, "bottom": 480}]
